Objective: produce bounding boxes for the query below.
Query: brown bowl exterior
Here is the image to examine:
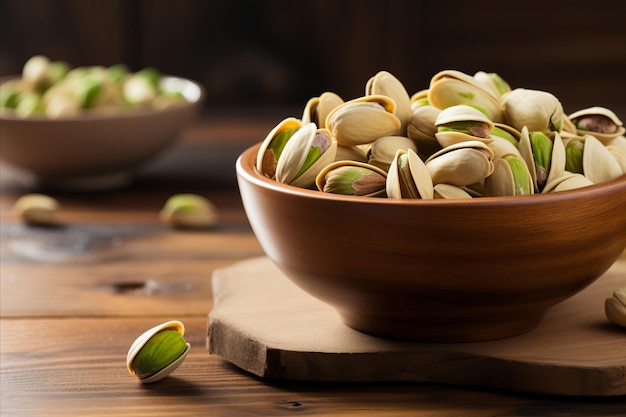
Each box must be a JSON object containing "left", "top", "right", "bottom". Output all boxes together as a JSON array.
[
  {"left": 237, "top": 144, "right": 626, "bottom": 342},
  {"left": 0, "top": 76, "right": 203, "bottom": 180}
]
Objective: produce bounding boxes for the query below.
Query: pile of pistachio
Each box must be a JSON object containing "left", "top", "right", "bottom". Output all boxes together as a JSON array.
[
  {"left": 257, "top": 70, "right": 625, "bottom": 198},
  {"left": 0, "top": 55, "right": 186, "bottom": 118}
]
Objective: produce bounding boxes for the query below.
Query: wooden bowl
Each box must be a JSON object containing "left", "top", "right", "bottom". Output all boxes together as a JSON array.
[
  {"left": 0, "top": 76, "right": 203, "bottom": 190},
  {"left": 236, "top": 143, "right": 626, "bottom": 342}
]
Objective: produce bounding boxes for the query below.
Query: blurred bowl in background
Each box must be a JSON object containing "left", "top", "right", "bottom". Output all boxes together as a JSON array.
[{"left": 0, "top": 75, "right": 204, "bottom": 190}]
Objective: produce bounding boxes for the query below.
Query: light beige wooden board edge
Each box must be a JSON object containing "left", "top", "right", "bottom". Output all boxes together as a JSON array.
[{"left": 207, "top": 255, "right": 626, "bottom": 396}]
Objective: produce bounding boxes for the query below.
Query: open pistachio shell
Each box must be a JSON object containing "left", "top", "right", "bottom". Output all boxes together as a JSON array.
[
  {"left": 275, "top": 124, "right": 337, "bottom": 188},
  {"left": 502, "top": 88, "right": 564, "bottom": 135},
  {"left": 315, "top": 160, "right": 387, "bottom": 197},
  {"left": 542, "top": 173, "right": 594, "bottom": 193},
  {"left": 335, "top": 144, "right": 369, "bottom": 162},
  {"left": 407, "top": 104, "right": 442, "bottom": 160},
  {"left": 433, "top": 183, "right": 473, "bottom": 199},
  {"left": 569, "top": 106, "right": 625, "bottom": 143},
  {"left": 409, "top": 89, "right": 429, "bottom": 111},
  {"left": 483, "top": 153, "right": 534, "bottom": 197},
  {"left": 326, "top": 95, "right": 402, "bottom": 147},
  {"left": 127, "top": 320, "right": 190, "bottom": 383},
  {"left": 12, "top": 193, "right": 60, "bottom": 225},
  {"left": 302, "top": 92, "right": 344, "bottom": 128},
  {"left": 518, "top": 128, "right": 566, "bottom": 192},
  {"left": 366, "top": 71, "right": 412, "bottom": 135},
  {"left": 428, "top": 70, "right": 503, "bottom": 122},
  {"left": 386, "top": 149, "right": 434, "bottom": 199},
  {"left": 488, "top": 135, "right": 521, "bottom": 159},
  {"left": 580, "top": 135, "right": 623, "bottom": 184},
  {"left": 256, "top": 117, "right": 303, "bottom": 178},
  {"left": 367, "top": 136, "right": 417, "bottom": 172},
  {"left": 434, "top": 104, "right": 495, "bottom": 148},
  {"left": 425, "top": 140, "right": 495, "bottom": 186},
  {"left": 473, "top": 71, "right": 511, "bottom": 97}
]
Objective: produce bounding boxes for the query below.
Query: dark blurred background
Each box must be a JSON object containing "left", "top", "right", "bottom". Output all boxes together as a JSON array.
[{"left": 1, "top": 0, "right": 625, "bottom": 115}]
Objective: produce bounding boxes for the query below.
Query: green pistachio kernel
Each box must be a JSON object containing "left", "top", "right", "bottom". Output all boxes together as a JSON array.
[
  {"left": 77, "top": 77, "right": 102, "bottom": 108},
  {"left": 323, "top": 166, "right": 386, "bottom": 196},
  {"left": 529, "top": 131, "right": 553, "bottom": 190},
  {"left": 491, "top": 127, "right": 518, "bottom": 146},
  {"left": 565, "top": 137, "right": 585, "bottom": 174},
  {"left": 505, "top": 155, "right": 531, "bottom": 196},
  {"left": 132, "top": 330, "right": 188, "bottom": 380}
]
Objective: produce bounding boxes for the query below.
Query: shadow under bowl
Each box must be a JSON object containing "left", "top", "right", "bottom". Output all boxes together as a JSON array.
[{"left": 236, "top": 143, "right": 626, "bottom": 342}]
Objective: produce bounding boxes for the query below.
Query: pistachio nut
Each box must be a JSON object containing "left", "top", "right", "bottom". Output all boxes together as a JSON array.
[
  {"left": 409, "top": 89, "right": 429, "bottom": 111},
  {"left": 325, "top": 95, "right": 402, "bottom": 147},
  {"left": 315, "top": 161, "right": 387, "bottom": 197},
  {"left": 424, "top": 141, "right": 495, "bottom": 186},
  {"left": 159, "top": 193, "right": 218, "bottom": 229},
  {"left": 256, "top": 117, "right": 303, "bottom": 178},
  {"left": 386, "top": 148, "right": 434, "bottom": 199},
  {"left": 563, "top": 135, "right": 623, "bottom": 184},
  {"left": 518, "top": 128, "right": 565, "bottom": 192},
  {"left": 542, "top": 173, "right": 594, "bottom": 193},
  {"left": 367, "top": 135, "right": 418, "bottom": 172},
  {"left": 434, "top": 104, "right": 495, "bottom": 148},
  {"left": 12, "top": 193, "right": 60, "bottom": 226},
  {"left": 605, "top": 288, "right": 626, "bottom": 328},
  {"left": 569, "top": 106, "right": 625, "bottom": 143},
  {"left": 127, "top": 320, "right": 190, "bottom": 383},
  {"left": 366, "top": 70, "right": 413, "bottom": 134},
  {"left": 502, "top": 88, "right": 564, "bottom": 135},
  {"left": 484, "top": 154, "right": 533, "bottom": 197},
  {"left": 433, "top": 183, "right": 473, "bottom": 199},
  {"left": 301, "top": 91, "right": 344, "bottom": 128},
  {"left": 407, "top": 104, "right": 443, "bottom": 159},
  {"left": 428, "top": 70, "right": 503, "bottom": 122},
  {"left": 473, "top": 71, "right": 511, "bottom": 96},
  {"left": 274, "top": 123, "right": 337, "bottom": 188}
]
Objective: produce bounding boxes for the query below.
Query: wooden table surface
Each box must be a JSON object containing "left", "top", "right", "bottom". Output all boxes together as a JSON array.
[{"left": 1, "top": 112, "right": 625, "bottom": 417}]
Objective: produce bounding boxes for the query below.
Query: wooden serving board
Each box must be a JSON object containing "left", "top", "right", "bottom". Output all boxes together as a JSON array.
[{"left": 207, "top": 255, "right": 626, "bottom": 396}]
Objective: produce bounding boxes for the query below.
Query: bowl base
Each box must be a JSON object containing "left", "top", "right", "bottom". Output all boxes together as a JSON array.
[{"left": 338, "top": 310, "right": 544, "bottom": 343}]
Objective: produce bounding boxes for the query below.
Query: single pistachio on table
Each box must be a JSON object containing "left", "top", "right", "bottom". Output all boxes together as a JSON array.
[
  {"left": 315, "top": 160, "right": 388, "bottom": 197},
  {"left": 127, "top": 320, "right": 190, "bottom": 383},
  {"left": 159, "top": 193, "right": 218, "bottom": 229},
  {"left": 12, "top": 193, "right": 60, "bottom": 226},
  {"left": 564, "top": 135, "right": 624, "bottom": 184},
  {"left": 502, "top": 88, "right": 564, "bottom": 135},
  {"left": 605, "top": 288, "right": 626, "bottom": 329}
]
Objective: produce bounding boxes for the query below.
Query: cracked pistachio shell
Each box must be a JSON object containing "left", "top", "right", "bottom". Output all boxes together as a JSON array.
[
  {"left": 488, "top": 135, "right": 522, "bottom": 160},
  {"left": 605, "top": 288, "right": 626, "bottom": 328},
  {"left": 410, "top": 89, "right": 430, "bottom": 111},
  {"left": 127, "top": 320, "right": 190, "bottom": 383},
  {"left": 542, "top": 173, "right": 594, "bottom": 193},
  {"left": 159, "top": 193, "right": 218, "bottom": 229},
  {"left": 275, "top": 123, "right": 337, "bottom": 188},
  {"left": 433, "top": 183, "right": 473, "bottom": 199},
  {"left": 483, "top": 153, "right": 534, "bottom": 197},
  {"left": 315, "top": 160, "right": 387, "bottom": 197},
  {"left": 325, "top": 95, "right": 402, "bottom": 147},
  {"left": 502, "top": 88, "right": 564, "bottom": 134},
  {"left": 256, "top": 117, "right": 303, "bottom": 178},
  {"left": 518, "top": 128, "right": 565, "bottom": 192},
  {"left": 12, "top": 193, "right": 59, "bottom": 225},
  {"left": 386, "top": 148, "right": 434, "bottom": 199},
  {"left": 569, "top": 106, "right": 625, "bottom": 143},
  {"left": 407, "top": 104, "right": 443, "bottom": 160},
  {"left": 367, "top": 136, "right": 417, "bottom": 172},
  {"left": 473, "top": 71, "right": 511, "bottom": 97},
  {"left": 427, "top": 70, "right": 503, "bottom": 123},
  {"left": 366, "top": 71, "right": 412, "bottom": 134},
  {"left": 434, "top": 104, "right": 495, "bottom": 148},
  {"left": 425, "top": 140, "right": 495, "bottom": 186},
  {"left": 301, "top": 92, "right": 344, "bottom": 128},
  {"left": 580, "top": 135, "right": 623, "bottom": 184}
]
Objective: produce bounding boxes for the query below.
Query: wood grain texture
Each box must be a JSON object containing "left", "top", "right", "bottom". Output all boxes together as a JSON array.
[{"left": 208, "top": 256, "right": 626, "bottom": 396}]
